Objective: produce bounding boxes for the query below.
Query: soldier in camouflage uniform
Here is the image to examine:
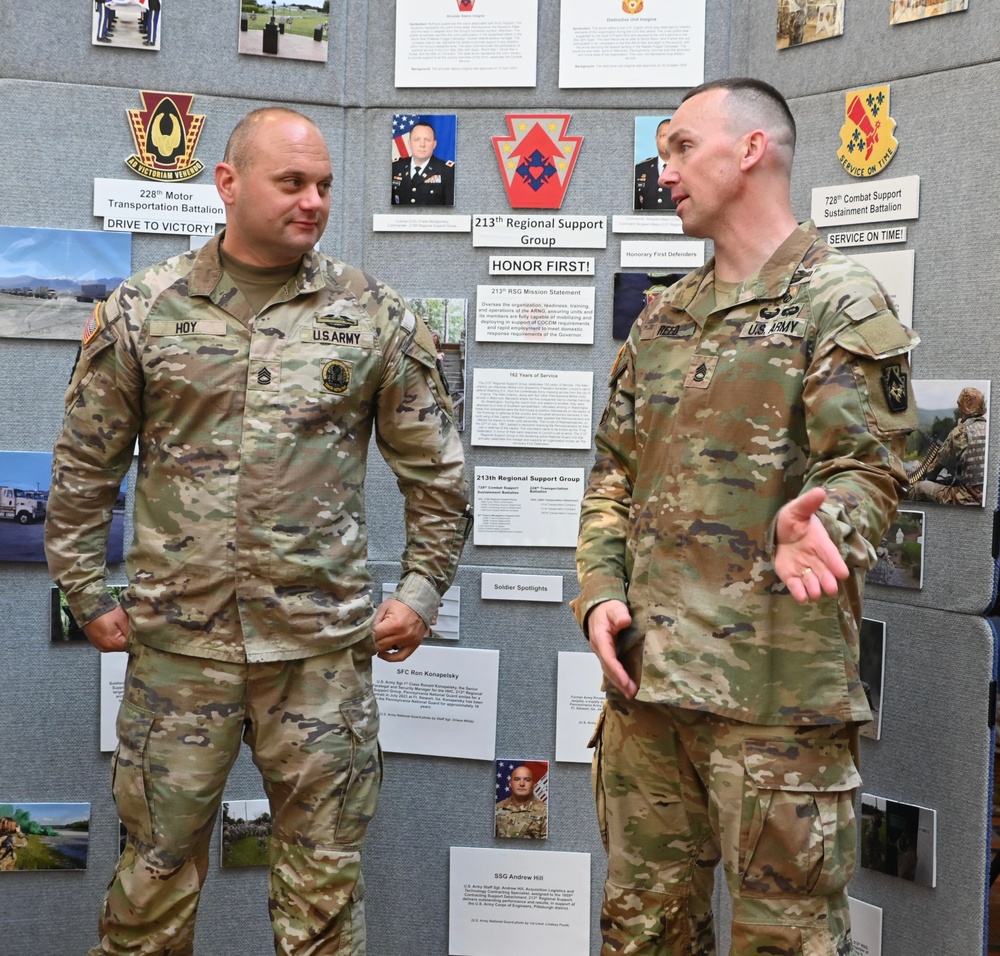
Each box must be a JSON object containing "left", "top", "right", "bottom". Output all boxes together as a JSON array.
[
  {"left": 45, "top": 108, "right": 471, "bottom": 956},
  {"left": 494, "top": 766, "right": 548, "bottom": 840},
  {"left": 573, "top": 79, "right": 918, "bottom": 956},
  {"left": 905, "top": 386, "right": 987, "bottom": 505}
]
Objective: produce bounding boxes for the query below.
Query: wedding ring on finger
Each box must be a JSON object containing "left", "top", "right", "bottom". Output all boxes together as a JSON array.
[{"left": 801, "top": 567, "right": 813, "bottom": 576}]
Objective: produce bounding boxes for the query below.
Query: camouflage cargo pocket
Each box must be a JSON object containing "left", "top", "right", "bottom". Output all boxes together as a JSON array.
[
  {"left": 738, "top": 735, "right": 860, "bottom": 899},
  {"left": 334, "top": 690, "right": 382, "bottom": 847},
  {"left": 111, "top": 697, "right": 155, "bottom": 846}
]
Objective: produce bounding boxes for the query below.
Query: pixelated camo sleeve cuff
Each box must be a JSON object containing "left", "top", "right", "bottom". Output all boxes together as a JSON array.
[
  {"left": 816, "top": 498, "right": 878, "bottom": 569},
  {"left": 73, "top": 585, "right": 125, "bottom": 629},
  {"left": 764, "top": 498, "right": 877, "bottom": 570},
  {"left": 392, "top": 573, "right": 442, "bottom": 625}
]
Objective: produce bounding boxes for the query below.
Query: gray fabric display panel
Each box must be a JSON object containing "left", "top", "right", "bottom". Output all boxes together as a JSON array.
[{"left": 1, "top": 2, "right": 998, "bottom": 955}]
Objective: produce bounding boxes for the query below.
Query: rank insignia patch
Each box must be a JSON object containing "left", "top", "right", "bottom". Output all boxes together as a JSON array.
[
  {"left": 492, "top": 114, "right": 583, "bottom": 209},
  {"left": 838, "top": 84, "right": 897, "bottom": 178},
  {"left": 126, "top": 91, "right": 206, "bottom": 182},
  {"left": 881, "top": 363, "right": 908, "bottom": 413},
  {"left": 322, "top": 360, "right": 351, "bottom": 393}
]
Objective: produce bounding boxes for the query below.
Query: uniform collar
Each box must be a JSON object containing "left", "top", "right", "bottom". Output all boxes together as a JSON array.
[
  {"left": 188, "top": 229, "right": 330, "bottom": 300},
  {"left": 672, "top": 221, "right": 821, "bottom": 314}
]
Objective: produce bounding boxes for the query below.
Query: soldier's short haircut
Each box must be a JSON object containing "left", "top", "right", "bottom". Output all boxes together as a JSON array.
[
  {"left": 410, "top": 122, "right": 436, "bottom": 138},
  {"left": 683, "top": 77, "right": 797, "bottom": 155},
  {"left": 224, "top": 107, "right": 319, "bottom": 170}
]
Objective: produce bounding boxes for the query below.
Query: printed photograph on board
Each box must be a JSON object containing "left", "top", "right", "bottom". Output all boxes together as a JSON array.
[
  {"left": 890, "top": 0, "right": 968, "bottom": 25},
  {"left": 0, "top": 451, "right": 126, "bottom": 564},
  {"left": 406, "top": 296, "right": 467, "bottom": 429},
  {"left": 865, "top": 510, "right": 924, "bottom": 590},
  {"left": 903, "top": 379, "right": 990, "bottom": 507},
  {"left": 392, "top": 114, "right": 457, "bottom": 207},
  {"left": 861, "top": 793, "right": 937, "bottom": 887},
  {"left": 612, "top": 271, "right": 685, "bottom": 340},
  {"left": 633, "top": 116, "right": 676, "bottom": 212},
  {"left": 238, "top": 2, "right": 329, "bottom": 62},
  {"left": 0, "top": 226, "right": 131, "bottom": 341},
  {"left": 494, "top": 759, "right": 548, "bottom": 840},
  {"left": 0, "top": 804, "right": 90, "bottom": 872},
  {"left": 777, "top": 0, "right": 845, "bottom": 49},
  {"left": 92, "top": 0, "right": 161, "bottom": 50},
  {"left": 51, "top": 586, "right": 127, "bottom": 642},
  {"left": 220, "top": 800, "right": 272, "bottom": 867},
  {"left": 858, "top": 618, "right": 887, "bottom": 741}
]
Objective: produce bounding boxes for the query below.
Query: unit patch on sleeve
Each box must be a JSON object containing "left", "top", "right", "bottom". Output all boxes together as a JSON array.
[{"left": 881, "top": 363, "right": 908, "bottom": 413}]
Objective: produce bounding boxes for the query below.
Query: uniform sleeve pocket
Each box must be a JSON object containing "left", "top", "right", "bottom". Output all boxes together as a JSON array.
[
  {"left": 739, "top": 736, "right": 860, "bottom": 899},
  {"left": 111, "top": 698, "right": 155, "bottom": 846}
]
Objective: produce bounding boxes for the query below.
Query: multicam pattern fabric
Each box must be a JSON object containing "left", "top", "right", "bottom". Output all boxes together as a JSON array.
[
  {"left": 593, "top": 699, "right": 860, "bottom": 956},
  {"left": 574, "top": 222, "right": 918, "bottom": 726},
  {"left": 46, "top": 232, "right": 471, "bottom": 663},
  {"left": 494, "top": 797, "right": 548, "bottom": 840},
  {"left": 89, "top": 642, "right": 380, "bottom": 956}
]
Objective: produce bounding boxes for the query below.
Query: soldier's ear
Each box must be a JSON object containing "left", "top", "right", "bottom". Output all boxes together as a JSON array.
[{"left": 215, "top": 162, "right": 238, "bottom": 205}]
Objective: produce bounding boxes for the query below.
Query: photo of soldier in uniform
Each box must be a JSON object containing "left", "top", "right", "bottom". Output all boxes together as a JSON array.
[
  {"left": 392, "top": 114, "right": 457, "bottom": 206},
  {"left": 221, "top": 800, "right": 272, "bottom": 867},
  {"left": 494, "top": 760, "right": 548, "bottom": 840},
  {"left": 0, "top": 804, "right": 91, "bottom": 871},
  {"left": 632, "top": 116, "right": 676, "bottom": 212},
  {"left": 92, "top": 0, "right": 161, "bottom": 51},
  {"left": 904, "top": 379, "right": 990, "bottom": 507},
  {"left": 776, "top": 0, "right": 844, "bottom": 48},
  {"left": 865, "top": 509, "right": 924, "bottom": 589},
  {"left": 891, "top": 0, "right": 968, "bottom": 25}
]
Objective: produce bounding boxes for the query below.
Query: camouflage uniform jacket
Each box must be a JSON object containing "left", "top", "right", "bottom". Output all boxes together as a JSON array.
[
  {"left": 573, "top": 223, "right": 918, "bottom": 725},
  {"left": 495, "top": 797, "right": 547, "bottom": 839},
  {"left": 45, "top": 233, "right": 471, "bottom": 663}
]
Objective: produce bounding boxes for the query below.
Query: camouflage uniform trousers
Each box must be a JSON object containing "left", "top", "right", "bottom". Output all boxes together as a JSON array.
[
  {"left": 591, "top": 698, "right": 861, "bottom": 956},
  {"left": 89, "top": 640, "right": 382, "bottom": 956}
]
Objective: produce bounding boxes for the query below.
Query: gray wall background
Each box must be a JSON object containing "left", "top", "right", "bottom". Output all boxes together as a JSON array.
[{"left": 0, "top": 2, "right": 997, "bottom": 954}]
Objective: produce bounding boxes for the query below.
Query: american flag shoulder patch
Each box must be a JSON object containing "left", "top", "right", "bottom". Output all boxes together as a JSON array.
[{"left": 82, "top": 306, "right": 102, "bottom": 345}]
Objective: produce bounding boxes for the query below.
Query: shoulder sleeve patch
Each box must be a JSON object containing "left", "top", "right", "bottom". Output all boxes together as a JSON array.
[
  {"left": 835, "top": 311, "right": 915, "bottom": 360},
  {"left": 608, "top": 343, "right": 629, "bottom": 386},
  {"left": 82, "top": 305, "right": 102, "bottom": 345}
]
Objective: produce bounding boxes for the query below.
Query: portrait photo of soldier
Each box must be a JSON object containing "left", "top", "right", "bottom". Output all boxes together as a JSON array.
[
  {"left": 632, "top": 116, "right": 676, "bottom": 212},
  {"left": 392, "top": 114, "right": 456, "bottom": 207},
  {"left": 494, "top": 759, "right": 548, "bottom": 840},
  {"left": 904, "top": 379, "right": 989, "bottom": 507}
]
